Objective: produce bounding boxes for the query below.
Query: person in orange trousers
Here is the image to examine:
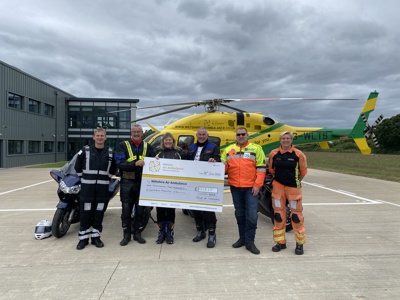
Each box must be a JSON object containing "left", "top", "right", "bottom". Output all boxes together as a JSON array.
[{"left": 268, "top": 131, "right": 307, "bottom": 255}]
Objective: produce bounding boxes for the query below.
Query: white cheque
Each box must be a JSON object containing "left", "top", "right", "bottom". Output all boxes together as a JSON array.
[{"left": 139, "top": 157, "right": 225, "bottom": 212}]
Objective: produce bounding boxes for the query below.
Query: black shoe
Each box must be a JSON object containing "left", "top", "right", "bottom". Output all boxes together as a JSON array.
[
  {"left": 232, "top": 238, "right": 245, "bottom": 248},
  {"left": 272, "top": 243, "right": 287, "bottom": 252},
  {"left": 245, "top": 243, "right": 260, "bottom": 255},
  {"left": 295, "top": 244, "right": 304, "bottom": 255},
  {"left": 206, "top": 234, "right": 216, "bottom": 248},
  {"left": 76, "top": 239, "right": 89, "bottom": 250},
  {"left": 91, "top": 237, "right": 104, "bottom": 248},
  {"left": 133, "top": 233, "right": 146, "bottom": 244},
  {"left": 120, "top": 234, "right": 131, "bottom": 246},
  {"left": 192, "top": 231, "right": 206, "bottom": 242}
]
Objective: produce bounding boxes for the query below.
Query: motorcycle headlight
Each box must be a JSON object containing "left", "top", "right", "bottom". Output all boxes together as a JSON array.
[{"left": 60, "top": 180, "right": 81, "bottom": 194}]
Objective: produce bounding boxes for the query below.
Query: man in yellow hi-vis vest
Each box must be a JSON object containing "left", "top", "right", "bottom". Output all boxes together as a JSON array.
[{"left": 114, "top": 124, "right": 155, "bottom": 246}]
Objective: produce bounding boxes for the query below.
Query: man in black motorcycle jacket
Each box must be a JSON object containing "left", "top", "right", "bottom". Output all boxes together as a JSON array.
[
  {"left": 187, "top": 127, "right": 221, "bottom": 248},
  {"left": 74, "top": 128, "right": 116, "bottom": 250},
  {"left": 114, "top": 124, "right": 155, "bottom": 246}
]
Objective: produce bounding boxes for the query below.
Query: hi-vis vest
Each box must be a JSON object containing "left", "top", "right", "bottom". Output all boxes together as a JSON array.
[
  {"left": 80, "top": 145, "right": 113, "bottom": 185},
  {"left": 124, "top": 141, "right": 147, "bottom": 162},
  {"left": 121, "top": 141, "right": 148, "bottom": 180}
]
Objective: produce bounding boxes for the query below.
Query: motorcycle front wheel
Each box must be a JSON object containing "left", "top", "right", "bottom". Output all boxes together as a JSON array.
[{"left": 52, "top": 208, "right": 73, "bottom": 238}]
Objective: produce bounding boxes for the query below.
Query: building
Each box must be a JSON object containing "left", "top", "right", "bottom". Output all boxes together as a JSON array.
[
  {"left": 65, "top": 97, "right": 138, "bottom": 160},
  {"left": 0, "top": 60, "right": 137, "bottom": 168}
]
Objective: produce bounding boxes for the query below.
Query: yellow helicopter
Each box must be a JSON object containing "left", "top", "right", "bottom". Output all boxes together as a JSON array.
[{"left": 130, "top": 91, "right": 381, "bottom": 155}]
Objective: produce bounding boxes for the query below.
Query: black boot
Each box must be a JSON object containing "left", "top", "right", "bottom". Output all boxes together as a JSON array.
[
  {"left": 192, "top": 220, "right": 206, "bottom": 242},
  {"left": 91, "top": 237, "right": 104, "bottom": 248},
  {"left": 133, "top": 232, "right": 146, "bottom": 244},
  {"left": 156, "top": 222, "right": 166, "bottom": 244},
  {"left": 295, "top": 243, "right": 304, "bottom": 255},
  {"left": 120, "top": 228, "right": 131, "bottom": 246},
  {"left": 165, "top": 222, "right": 174, "bottom": 244},
  {"left": 76, "top": 239, "right": 89, "bottom": 250},
  {"left": 206, "top": 224, "right": 216, "bottom": 248}
]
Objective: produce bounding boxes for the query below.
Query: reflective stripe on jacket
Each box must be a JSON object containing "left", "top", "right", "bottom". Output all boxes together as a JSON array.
[
  {"left": 221, "top": 141, "right": 266, "bottom": 188},
  {"left": 125, "top": 141, "right": 147, "bottom": 162}
]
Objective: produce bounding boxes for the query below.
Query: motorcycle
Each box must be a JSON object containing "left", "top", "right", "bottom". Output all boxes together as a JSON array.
[
  {"left": 50, "top": 153, "right": 120, "bottom": 238},
  {"left": 258, "top": 175, "right": 293, "bottom": 232}
]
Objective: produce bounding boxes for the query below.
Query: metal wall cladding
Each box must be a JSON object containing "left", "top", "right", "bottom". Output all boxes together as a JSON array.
[{"left": 1, "top": 61, "right": 73, "bottom": 168}]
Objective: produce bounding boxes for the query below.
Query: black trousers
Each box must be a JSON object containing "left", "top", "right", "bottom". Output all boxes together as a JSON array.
[
  {"left": 192, "top": 210, "right": 217, "bottom": 229},
  {"left": 79, "top": 196, "right": 108, "bottom": 235},
  {"left": 156, "top": 207, "right": 176, "bottom": 223},
  {"left": 120, "top": 179, "right": 147, "bottom": 234}
]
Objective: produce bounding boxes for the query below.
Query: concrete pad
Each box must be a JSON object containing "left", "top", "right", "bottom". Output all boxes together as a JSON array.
[{"left": 0, "top": 167, "right": 400, "bottom": 299}]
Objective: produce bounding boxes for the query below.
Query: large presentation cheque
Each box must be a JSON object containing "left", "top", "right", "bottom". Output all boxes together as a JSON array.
[{"left": 139, "top": 157, "right": 225, "bottom": 212}]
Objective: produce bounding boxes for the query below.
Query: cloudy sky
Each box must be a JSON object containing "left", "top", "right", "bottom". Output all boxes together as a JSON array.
[{"left": 1, "top": 0, "right": 399, "bottom": 130}]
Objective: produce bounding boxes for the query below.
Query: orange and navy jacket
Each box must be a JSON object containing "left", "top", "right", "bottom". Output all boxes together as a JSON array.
[
  {"left": 221, "top": 141, "right": 266, "bottom": 188},
  {"left": 268, "top": 145, "right": 307, "bottom": 188}
]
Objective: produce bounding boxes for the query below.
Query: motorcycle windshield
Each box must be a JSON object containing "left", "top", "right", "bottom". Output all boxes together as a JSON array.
[{"left": 60, "top": 153, "right": 79, "bottom": 176}]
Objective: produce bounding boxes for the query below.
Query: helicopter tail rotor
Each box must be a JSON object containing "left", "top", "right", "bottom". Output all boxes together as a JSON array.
[{"left": 361, "top": 113, "right": 383, "bottom": 147}]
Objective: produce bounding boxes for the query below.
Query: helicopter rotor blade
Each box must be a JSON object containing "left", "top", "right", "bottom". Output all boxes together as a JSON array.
[
  {"left": 108, "top": 102, "right": 201, "bottom": 114},
  {"left": 361, "top": 113, "right": 383, "bottom": 147},
  {"left": 127, "top": 104, "right": 197, "bottom": 123},
  {"left": 220, "top": 103, "right": 247, "bottom": 113},
  {"left": 231, "top": 97, "right": 358, "bottom": 101},
  {"left": 371, "top": 133, "right": 379, "bottom": 147},
  {"left": 107, "top": 107, "right": 137, "bottom": 114},
  {"left": 135, "top": 101, "right": 201, "bottom": 110}
]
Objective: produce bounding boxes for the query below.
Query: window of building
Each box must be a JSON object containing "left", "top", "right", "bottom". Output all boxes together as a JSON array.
[
  {"left": 28, "top": 141, "right": 41, "bottom": 154},
  {"left": 44, "top": 104, "right": 54, "bottom": 117},
  {"left": 29, "top": 98, "right": 41, "bottom": 114},
  {"left": 8, "top": 140, "right": 24, "bottom": 155},
  {"left": 118, "top": 110, "right": 131, "bottom": 129},
  {"left": 106, "top": 139, "right": 117, "bottom": 150},
  {"left": 68, "top": 106, "right": 81, "bottom": 128},
  {"left": 82, "top": 107, "right": 94, "bottom": 128},
  {"left": 8, "top": 92, "right": 24, "bottom": 110},
  {"left": 44, "top": 141, "right": 54, "bottom": 153},
  {"left": 57, "top": 142, "right": 65, "bottom": 152},
  {"left": 97, "top": 116, "right": 116, "bottom": 128}
]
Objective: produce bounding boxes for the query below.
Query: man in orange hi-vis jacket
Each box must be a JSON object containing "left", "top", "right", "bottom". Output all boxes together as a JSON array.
[
  {"left": 221, "top": 127, "right": 266, "bottom": 255},
  {"left": 268, "top": 131, "right": 307, "bottom": 255}
]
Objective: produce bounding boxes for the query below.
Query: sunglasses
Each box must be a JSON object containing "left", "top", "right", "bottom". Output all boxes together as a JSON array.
[{"left": 236, "top": 133, "right": 246, "bottom": 136}]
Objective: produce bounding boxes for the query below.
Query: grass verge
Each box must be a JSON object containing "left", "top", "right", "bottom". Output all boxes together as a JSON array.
[
  {"left": 305, "top": 152, "right": 400, "bottom": 182},
  {"left": 27, "top": 162, "right": 67, "bottom": 169}
]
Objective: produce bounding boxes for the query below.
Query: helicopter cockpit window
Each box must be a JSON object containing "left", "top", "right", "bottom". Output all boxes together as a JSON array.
[
  {"left": 208, "top": 136, "right": 221, "bottom": 147},
  {"left": 178, "top": 136, "right": 194, "bottom": 150},
  {"left": 148, "top": 135, "right": 163, "bottom": 149},
  {"left": 263, "top": 117, "right": 275, "bottom": 126}
]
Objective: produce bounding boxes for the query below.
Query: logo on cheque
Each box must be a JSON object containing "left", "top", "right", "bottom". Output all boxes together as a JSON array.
[{"left": 148, "top": 160, "right": 161, "bottom": 172}]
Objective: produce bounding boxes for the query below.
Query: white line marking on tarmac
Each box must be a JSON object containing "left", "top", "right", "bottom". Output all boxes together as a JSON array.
[
  {"left": 0, "top": 180, "right": 53, "bottom": 195},
  {"left": 303, "top": 181, "right": 381, "bottom": 204},
  {"left": 2, "top": 181, "right": 396, "bottom": 212},
  {"left": 374, "top": 200, "right": 400, "bottom": 207}
]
